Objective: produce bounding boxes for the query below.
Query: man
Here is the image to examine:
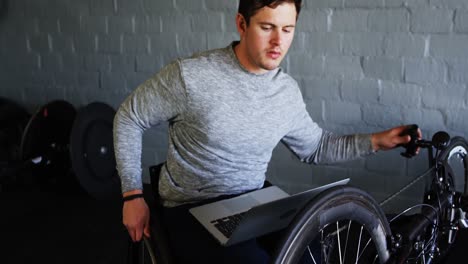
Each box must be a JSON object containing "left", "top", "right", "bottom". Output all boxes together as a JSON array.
[{"left": 114, "top": 0, "right": 418, "bottom": 263}]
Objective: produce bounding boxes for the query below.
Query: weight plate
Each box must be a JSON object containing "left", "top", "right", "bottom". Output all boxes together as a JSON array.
[
  {"left": 0, "top": 97, "right": 30, "bottom": 162},
  {"left": 70, "top": 102, "right": 120, "bottom": 201},
  {"left": 19, "top": 100, "right": 76, "bottom": 182}
]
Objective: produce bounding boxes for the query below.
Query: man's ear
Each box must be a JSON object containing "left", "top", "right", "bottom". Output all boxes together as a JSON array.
[{"left": 236, "top": 13, "right": 247, "bottom": 35}]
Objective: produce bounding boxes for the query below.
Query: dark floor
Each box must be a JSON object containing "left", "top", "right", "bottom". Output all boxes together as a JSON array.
[{"left": 0, "top": 184, "right": 467, "bottom": 264}]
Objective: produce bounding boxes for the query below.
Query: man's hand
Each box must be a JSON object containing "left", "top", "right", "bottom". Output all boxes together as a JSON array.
[
  {"left": 371, "top": 125, "right": 422, "bottom": 152},
  {"left": 123, "top": 190, "right": 151, "bottom": 242}
]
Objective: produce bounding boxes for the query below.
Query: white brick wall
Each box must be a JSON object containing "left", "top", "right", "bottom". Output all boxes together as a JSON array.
[{"left": 1, "top": 0, "right": 467, "bottom": 204}]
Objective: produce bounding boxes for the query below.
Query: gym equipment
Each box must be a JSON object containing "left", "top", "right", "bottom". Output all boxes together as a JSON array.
[
  {"left": 1, "top": 99, "right": 120, "bottom": 200},
  {"left": 0, "top": 97, "right": 30, "bottom": 187},
  {"left": 70, "top": 102, "right": 120, "bottom": 201},
  {"left": 0, "top": 97, "right": 30, "bottom": 162},
  {"left": 20, "top": 100, "right": 76, "bottom": 186}
]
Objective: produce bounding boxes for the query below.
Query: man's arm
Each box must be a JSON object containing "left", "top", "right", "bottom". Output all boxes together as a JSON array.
[
  {"left": 282, "top": 107, "right": 420, "bottom": 164},
  {"left": 113, "top": 60, "right": 187, "bottom": 241}
]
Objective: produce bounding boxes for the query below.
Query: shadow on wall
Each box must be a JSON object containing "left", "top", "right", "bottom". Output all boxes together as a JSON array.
[{"left": 0, "top": 0, "right": 7, "bottom": 22}]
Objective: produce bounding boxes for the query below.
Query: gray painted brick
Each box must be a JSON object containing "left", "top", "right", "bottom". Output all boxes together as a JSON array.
[
  {"left": 411, "top": 9, "right": 453, "bottom": 33},
  {"left": 90, "top": 0, "right": 116, "bottom": 16},
  {"left": 403, "top": 108, "right": 445, "bottom": 131},
  {"left": 342, "top": 33, "right": 385, "bottom": 56},
  {"left": 324, "top": 101, "right": 362, "bottom": 124},
  {"left": 380, "top": 81, "right": 422, "bottom": 107},
  {"left": 331, "top": 10, "right": 368, "bottom": 32},
  {"left": 135, "top": 15, "right": 161, "bottom": 34},
  {"left": 2, "top": 33, "right": 28, "bottom": 53},
  {"left": 8, "top": 53, "right": 40, "bottom": 71},
  {"left": 59, "top": 16, "right": 81, "bottom": 34},
  {"left": 207, "top": 32, "right": 239, "bottom": 50},
  {"left": 2, "top": 17, "right": 38, "bottom": 35},
  {"left": 422, "top": 84, "right": 466, "bottom": 109},
  {"left": 40, "top": 53, "right": 62, "bottom": 71},
  {"left": 175, "top": 0, "right": 206, "bottom": 11},
  {"left": 304, "top": 32, "right": 341, "bottom": 55},
  {"left": 109, "top": 55, "right": 136, "bottom": 73},
  {"left": 109, "top": 16, "right": 134, "bottom": 34},
  {"left": 116, "top": 0, "right": 146, "bottom": 14},
  {"left": 149, "top": 33, "right": 179, "bottom": 63},
  {"left": 345, "top": 0, "right": 385, "bottom": 8},
  {"left": 288, "top": 54, "right": 324, "bottom": 77},
  {"left": 405, "top": 58, "right": 446, "bottom": 85},
  {"left": 74, "top": 33, "right": 97, "bottom": 53},
  {"left": 301, "top": 78, "right": 341, "bottom": 101},
  {"left": 447, "top": 59, "right": 468, "bottom": 84},
  {"left": 61, "top": 52, "right": 83, "bottom": 71},
  {"left": 81, "top": 16, "right": 108, "bottom": 34},
  {"left": 305, "top": 99, "right": 324, "bottom": 125},
  {"left": 455, "top": 9, "right": 468, "bottom": 33},
  {"left": 78, "top": 71, "right": 100, "bottom": 89},
  {"left": 28, "top": 34, "right": 51, "bottom": 52},
  {"left": 430, "top": 35, "right": 468, "bottom": 57},
  {"left": 45, "top": 1, "right": 90, "bottom": 18},
  {"left": 368, "top": 9, "right": 409, "bottom": 32},
  {"left": 84, "top": 54, "right": 110, "bottom": 72},
  {"left": 384, "top": 33, "right": 426, "bottom": 57},
  {"left": 101, "top": 72, "right": 127, "bottom": 92},
  {"left": 38, "top": 18, "right": 59, "bottom": 34},
  {"left": 341, "top": 79, "right": 380, "bottom": 103},
  {"left": 404, "top": 0, "right": 433, "bottom": 7},
  {"left": 362, "top": 105, "right": 403, "bottom": 127},
  {"left": 384, "top": 0, "right": 405, "bottom": 7},
  {"left": 161, "top": 13, "right": 192, "bottom": 32},
  {"left": 54, "top": 70, "right": 78, "bottom": 87},
  {"left": 304, "top": 0, "right": 343, "bottom": 8},
  {"left": 446, "top": 109, "right": 468, "bottom": 134},
  {"left": 430, "top": 0, "right": 468, "bottom": 8},
  {"left": 205, "top": 0, "right": 239, "bottom": 11},
  {"left": 177, "top": 33, "right": 208, "bottom": 58},
  {"left": 191, "top": 12, "right": 224, "bottom": 32},
  {"left": 363, "top": 57, "right": 403, "bottom": 81},
  {"left": 324, "top": 56, "right": 363, "bottom": 80},
  {"left": 98, "top": 35, "right": 122, "bottom": 54},
  {"left": 143, "top": 0, "right": 175, "bottom": 13},
  {"left": 296, "top": 10, "right": 329, "bottom": 32},
  {"left": 123, "top": 35, "right": 150, "bottom": 54},
  {"left": 126, "top": 72, "right": 152, "bottom": 91},
  {"left": 365, "top": 150, "right": 406, "bottom": 174},
  {"left": 224, "top": 13, "right": 238, "bottom": 33},
  {"left": 136, "top": 55, "right": 162, "bottom": 73}
]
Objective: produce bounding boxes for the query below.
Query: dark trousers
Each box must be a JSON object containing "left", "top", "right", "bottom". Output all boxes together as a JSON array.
[{"left": 161, "top": 197, "right": 270, "bottom": 264}]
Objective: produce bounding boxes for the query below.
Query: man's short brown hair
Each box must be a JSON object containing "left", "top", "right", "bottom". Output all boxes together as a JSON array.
[{"left": 238, "top": 0, "right": 302, "bottom": 25}]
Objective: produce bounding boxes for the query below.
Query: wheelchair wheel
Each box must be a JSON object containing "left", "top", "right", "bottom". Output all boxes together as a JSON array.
[
  {"left": 430, "top": 136, "right": 468, "bottom": 260},
  {"left": 273, "top": 186, "right": 391, "bottom": 264},
  {"left": 439, "top": 136, "right": 468, "bottom": 196}
]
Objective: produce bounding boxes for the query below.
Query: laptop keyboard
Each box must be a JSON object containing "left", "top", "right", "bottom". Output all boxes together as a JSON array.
[{"left": 211, "top": 212, "right": 247, "bottom": 238}]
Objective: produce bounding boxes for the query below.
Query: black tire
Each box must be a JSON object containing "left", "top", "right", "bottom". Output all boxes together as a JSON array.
[
  {"left": 273, "top": 186, "right": 391, "bottom": 264},
  {"left": 438, "top": 136, "right": 468, "bottom": 197},
  {"left": 430, "top": 136, "right": 468, "bottom": 261}
]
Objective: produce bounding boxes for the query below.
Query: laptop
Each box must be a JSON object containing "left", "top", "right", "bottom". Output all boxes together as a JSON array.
[{"left": 189, "top": 178, "right": 350, "bottom": 246}]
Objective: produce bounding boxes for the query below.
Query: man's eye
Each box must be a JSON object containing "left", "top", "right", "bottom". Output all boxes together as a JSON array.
[{"left": 261, "top": 26, "right": 272, "bottom": 31}]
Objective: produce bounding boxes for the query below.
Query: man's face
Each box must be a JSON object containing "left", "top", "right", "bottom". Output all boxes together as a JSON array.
[{"left": 236, "top": 3, "right": 297, "bottom": 74}]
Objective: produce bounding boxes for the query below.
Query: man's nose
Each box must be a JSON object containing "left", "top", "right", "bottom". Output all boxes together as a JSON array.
[{"left": 270, "top": 29, "right": 283, "bottom": 46}]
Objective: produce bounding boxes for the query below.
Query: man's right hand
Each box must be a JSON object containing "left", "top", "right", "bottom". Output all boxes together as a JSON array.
[{"left": 122, "top": 190, "right": 151, "bottom": 242}]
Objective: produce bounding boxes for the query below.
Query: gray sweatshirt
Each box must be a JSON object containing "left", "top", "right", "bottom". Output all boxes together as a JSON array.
[{"left": 113, "top": 43, "right": 374, "bottom": 207}]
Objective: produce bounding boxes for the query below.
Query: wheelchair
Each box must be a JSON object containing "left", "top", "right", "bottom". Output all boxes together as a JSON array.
[{"left": 128, "top": 129, "right": 468, "bottom": 264}]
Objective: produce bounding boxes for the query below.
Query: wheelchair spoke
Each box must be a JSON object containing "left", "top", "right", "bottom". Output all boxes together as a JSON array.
[
  {"left": 343, "top": 220, "right": 352, "bottom": 262},
  {"left": 355, "top": 226, "right": 363, "bottom": 264},
  {"left": 307, "top": 245, "right": 318, "bottom": 264},
  {"left": 336, "top": 221, "right": 343, "bottom": 264}
]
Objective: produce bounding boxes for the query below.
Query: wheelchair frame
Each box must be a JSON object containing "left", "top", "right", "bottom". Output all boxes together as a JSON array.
[{"left": 130, "top": 131, "right": 468, "bottom": 264}]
